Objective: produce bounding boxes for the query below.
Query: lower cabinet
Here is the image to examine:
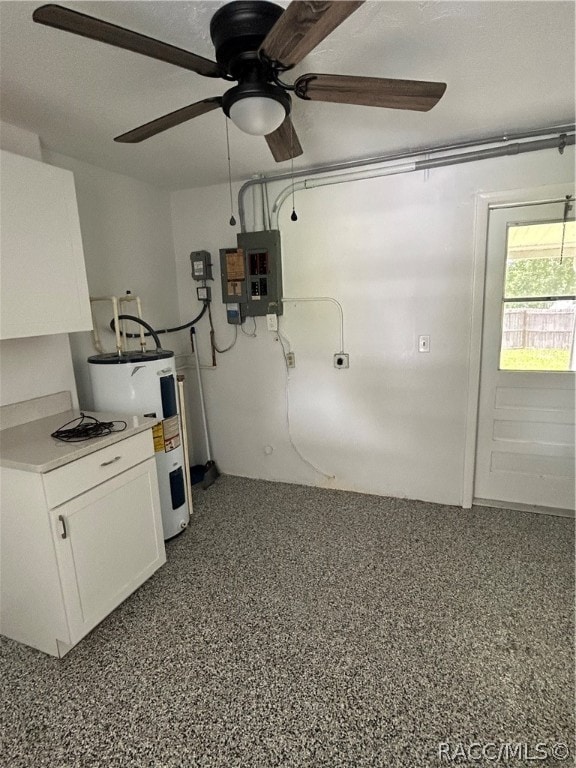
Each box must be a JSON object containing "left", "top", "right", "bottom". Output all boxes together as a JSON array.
[
  {"left": 0, "top": 431, "right": 166, "bottom": 657},
  {"left": 52, "top": 459, "right": 165, "bottom": 651}
]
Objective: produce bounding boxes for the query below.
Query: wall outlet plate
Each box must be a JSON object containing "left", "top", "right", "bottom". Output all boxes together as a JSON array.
[
  {"left": 418, "top": 335, "right": 430, "bottom": 352},
  {"left": 334, "top": 353, "right": 349, "bottom": 369},
  {"left": 266, "top": 313, "right": 278, "bottom": 332},
  {"left": 286, "top": 352, "right": 295, "bottom": 368}
]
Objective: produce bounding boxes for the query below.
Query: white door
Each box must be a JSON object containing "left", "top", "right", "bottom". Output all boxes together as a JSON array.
[
  {"left": 474, "top": 197, "right": 575, "bottom": 513},
  {"left": 52, "top": 459, "right": 165, "bottom": 644},
  {"left": 0, "top": 150, "right": 91, "bottom": 339}
]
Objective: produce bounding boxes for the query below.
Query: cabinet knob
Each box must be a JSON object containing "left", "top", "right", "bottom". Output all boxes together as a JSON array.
[{"left": 100, "top": 456, "right": 121, "bottom": 467}]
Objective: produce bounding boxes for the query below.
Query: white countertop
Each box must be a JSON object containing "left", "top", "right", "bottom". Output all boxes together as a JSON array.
[{"left": 0, "top": 410, "right": 158, "bottom": 474}]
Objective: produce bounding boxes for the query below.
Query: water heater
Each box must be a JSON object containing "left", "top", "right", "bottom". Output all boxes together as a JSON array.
[{"left": 88, "top": 350, "right": 189, "bottom": 539}]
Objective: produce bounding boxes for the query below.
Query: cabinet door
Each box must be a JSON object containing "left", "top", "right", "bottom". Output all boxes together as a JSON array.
[
  {"left": 0, "top": 150, "right": 92, "bottom": 339},
  {"left": 51, "top": 458, "right": 166, "bottom": 646}
]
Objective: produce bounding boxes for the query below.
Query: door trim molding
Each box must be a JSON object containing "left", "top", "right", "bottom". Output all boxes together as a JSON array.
[
  {"left": 474, "top": 498, "right": 575, "bottom": 519},
  {"left": 461, "top": 183, "right": 575, "bottom": 508}
]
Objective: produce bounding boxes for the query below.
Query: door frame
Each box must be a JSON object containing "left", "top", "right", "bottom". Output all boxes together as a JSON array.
[{"left": 462, "top": 183, "right": 575, "bottom": 508}]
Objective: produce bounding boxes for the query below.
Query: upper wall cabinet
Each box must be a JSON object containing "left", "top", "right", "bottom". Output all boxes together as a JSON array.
[{"left": 0, "top": 150, "right": 92, "bottom": 339}]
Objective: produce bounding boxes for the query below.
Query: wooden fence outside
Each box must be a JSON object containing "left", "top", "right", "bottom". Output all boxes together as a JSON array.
[{"left": 503, "top": 307, "right": 576, "bottom": 349}]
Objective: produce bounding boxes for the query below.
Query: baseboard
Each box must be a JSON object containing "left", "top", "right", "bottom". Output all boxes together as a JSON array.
[{"left": 473, "top": 497, "right": 575, "bottom": 519}]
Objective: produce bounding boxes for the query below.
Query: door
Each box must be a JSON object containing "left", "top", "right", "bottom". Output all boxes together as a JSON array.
[
  {"left": 52, "top": 458, "right": 165, "bottom": 644},
  {"left": 0, "top": 150, "right": 91, "bottom": 339},
  {"left": 474, "top": 197, "right": 575, "bottom": 513}
]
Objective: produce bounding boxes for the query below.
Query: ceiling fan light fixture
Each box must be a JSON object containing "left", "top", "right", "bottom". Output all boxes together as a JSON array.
[
  {"left": 223, "top": 81, "right": 291, "bottom": 136},
  {"left": 229, "top": 95, "right": 285, "bottom": 135}
]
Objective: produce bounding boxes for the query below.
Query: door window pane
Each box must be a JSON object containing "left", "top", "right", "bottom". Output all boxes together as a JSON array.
[{"left": 499, "top": 221, "right": 575, "bottom": 371}]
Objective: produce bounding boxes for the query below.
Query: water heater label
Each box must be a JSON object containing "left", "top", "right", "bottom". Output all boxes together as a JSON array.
[
  {"left": 162, "top": 416, "right": 181, "bottom": 452},
  {"left": 152, "top": 423, "right": 164, "bottom": 453},
  {"left": 152, "top": 417, "right": 181, "bottom": 453}
]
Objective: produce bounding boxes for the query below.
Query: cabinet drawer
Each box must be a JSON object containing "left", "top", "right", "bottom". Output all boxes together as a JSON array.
[{"left": 43, "top": 430, "right": 154, "bottom": 509}]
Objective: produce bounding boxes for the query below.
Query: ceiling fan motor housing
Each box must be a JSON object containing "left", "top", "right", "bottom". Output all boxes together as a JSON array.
[{"left": 210, "top": 0, "right": 284, "bottom": 78}]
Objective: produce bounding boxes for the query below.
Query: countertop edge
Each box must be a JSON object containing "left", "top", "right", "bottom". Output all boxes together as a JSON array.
[{"left": 0, "top": 411, "right": 160, "bottom": 474}]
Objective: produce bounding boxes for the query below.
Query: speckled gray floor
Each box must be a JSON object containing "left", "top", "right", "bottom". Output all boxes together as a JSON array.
[{"left": 1, "top": 476, "right": 574, "bottom": 768}]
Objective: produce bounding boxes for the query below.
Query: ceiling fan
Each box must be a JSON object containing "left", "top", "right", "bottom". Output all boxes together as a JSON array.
[{"left": 32, "top": 1, "right": 447, "bottom": 163}]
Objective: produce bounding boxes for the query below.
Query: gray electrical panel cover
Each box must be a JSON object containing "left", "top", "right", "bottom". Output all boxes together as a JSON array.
[{"left": 220, "top": 230, "right": 283, "bottom": 318}]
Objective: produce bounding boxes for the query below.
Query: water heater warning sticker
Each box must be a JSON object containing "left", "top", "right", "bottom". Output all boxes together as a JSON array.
[
  {"left": 162, "top": 416, "right": 181, "bottom": 452},
  {"left": 152, "top": 423, "right": 164, "bottom": 453},
  {"left": 152, "top": 417, "right": 181, "bottom": 453}
]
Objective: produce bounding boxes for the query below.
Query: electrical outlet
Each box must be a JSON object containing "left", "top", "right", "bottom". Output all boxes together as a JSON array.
[
  {"left": 334, "top": 353, "right": 349, "bottom": 369},
  {"left": 286, "top": 352, "right": 295, "bottom": 368},
  {"left": 418, "top": 335, "right": 430, "bottom": 353},
  {"left": 266, "top": 313, "right": 278, "bottom": 332}
]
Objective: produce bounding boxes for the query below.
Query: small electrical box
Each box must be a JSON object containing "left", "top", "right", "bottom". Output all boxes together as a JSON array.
[
  {"left": 220, "top": 230, "right": 282, "bottom": 322},
  {"left": 226, "top": 303, "right": 246, "bottom": 325},
  {"left": 190, "top": 250, "right": 213, "bottom": 282},
  {"left": 196, "top": 285, "right": 212, "bottom": 302}
]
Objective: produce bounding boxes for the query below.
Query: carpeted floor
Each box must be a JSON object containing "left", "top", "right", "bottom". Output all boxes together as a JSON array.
[{"left": 1, "top": 475, "right": 574, "bottom": 768}]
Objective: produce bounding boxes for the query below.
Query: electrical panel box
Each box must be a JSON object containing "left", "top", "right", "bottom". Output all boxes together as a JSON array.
[
  {"left": 240, "top": 229, "right": 283, "bottom": 318},
  {"left": 190, "top": 250, "right": 213, "bottom": 282},
  {"left": 220, "top": 230, "right": 282, "bottom": 320}
]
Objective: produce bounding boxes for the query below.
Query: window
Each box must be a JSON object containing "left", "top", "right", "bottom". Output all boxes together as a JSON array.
[{"left": 499, "top": 220, "right": 575, "bottom": 371}]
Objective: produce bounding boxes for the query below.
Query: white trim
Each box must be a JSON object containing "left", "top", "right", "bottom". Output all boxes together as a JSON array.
[
  {"left": 461, "top": 183, "right": 575, "bottom": 509},
  {"left": 473, "top": 498, "right": 575, "bottom": 519}
]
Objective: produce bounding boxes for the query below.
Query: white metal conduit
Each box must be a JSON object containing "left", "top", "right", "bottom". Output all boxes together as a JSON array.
[
  {"left": 238, "top": 125, "right": 575, "bottom": 231},
  {"left": 281, "top": 296, "right": 345, "bottom": 353},
  {"left": 270, "top": 161, "right": 416, "bottom": 228}
]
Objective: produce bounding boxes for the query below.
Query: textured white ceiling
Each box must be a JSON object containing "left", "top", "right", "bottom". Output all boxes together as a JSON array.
[{"left": 0, "top": 1, "right": 574, "bottom": 189}]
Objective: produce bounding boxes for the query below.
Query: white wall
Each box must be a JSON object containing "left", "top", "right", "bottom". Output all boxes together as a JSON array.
[
  {"left": 171, "top": 146, "right": 575, "bottom": 506},
  {"left": 0, "top": 335, "right": 78, "bottom": 408},
  {"left": 0, "top": 122, "right": 79, "bottom": 408},
  {"left": 0, "top": 122, "right": 42, "bottom": 161},
  {"left": 43, "top": 151, "right": 182, "bottom": 409}
]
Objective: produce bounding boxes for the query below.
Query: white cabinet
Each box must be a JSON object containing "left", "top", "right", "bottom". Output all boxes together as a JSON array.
[
  {"left": 0, "top": 150, "right": 92, "bottom": 339},
  {"left": 0, "top": 430, "right": 166, "bottom": 657}
]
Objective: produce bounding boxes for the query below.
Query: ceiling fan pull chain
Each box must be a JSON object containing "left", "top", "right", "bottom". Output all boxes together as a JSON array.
[
  {"left": 290, "top": 121, "right": 298, "bottom": 222},
  {"left": 225, "top": 117, "right": 236, "bottom": 226}
]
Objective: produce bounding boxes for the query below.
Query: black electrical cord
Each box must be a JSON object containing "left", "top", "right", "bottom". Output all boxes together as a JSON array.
[
  {"left": 108, "top": 314, "right": 163, "bottom": 349},
  {"left": 51, "top": 413, "right": 127, "bottom": 442},
  {"left": 207, "top": 303, "right": 237, "bottom": 353},
  {"left": 109, "top": 303, "right": 208, "bottom": 345}
]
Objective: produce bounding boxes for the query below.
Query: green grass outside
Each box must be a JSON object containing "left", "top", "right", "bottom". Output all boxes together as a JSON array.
[{"left": 500, "top": 348, "right": 571, "bottom": 371}]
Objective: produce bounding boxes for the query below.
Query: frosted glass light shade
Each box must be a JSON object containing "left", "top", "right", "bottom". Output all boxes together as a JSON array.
[{"left": 228, "top": 96, "right": 286, "bottom": 136}]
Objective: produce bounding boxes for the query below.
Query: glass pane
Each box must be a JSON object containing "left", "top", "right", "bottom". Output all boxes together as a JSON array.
[
  {"left": 500, "top": 300, "right": 576, "bottom": 371},
  {"left": 504, "top": 221, "right": 575, "bottom": 299}
]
